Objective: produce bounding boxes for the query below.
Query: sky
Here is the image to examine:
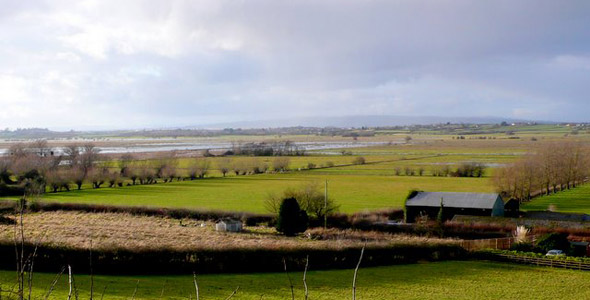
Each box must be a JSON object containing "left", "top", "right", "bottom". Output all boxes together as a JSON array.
[{"left": 0, "top": 0, "right": 589, "bottom": 130}]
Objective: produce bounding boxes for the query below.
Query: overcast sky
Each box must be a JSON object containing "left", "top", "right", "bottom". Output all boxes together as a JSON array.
[{"left": 0, "top": 0, "right": 589, "bottom": 130}]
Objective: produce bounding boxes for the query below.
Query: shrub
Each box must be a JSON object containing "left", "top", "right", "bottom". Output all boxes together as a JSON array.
[
  {"left": 417, "top": 167, "right": 425, "bottom": 176},
  {"left": 325, "top": 161, "right": 335, "bottom": 167},
  {"left": 404, "top": 167, "right": 415, "bottom": 176},
  {"left": 352, "top": 156, "right": 366, "bottom": 165},
  {"left": 272, "top": 157, "right": 290, "bottom": 172},
  {"left": 536, "top": 233, "right": 571, "bottom": 253},
  {"left": 276, "top": 198, "right": 308, "bottom": 236},
  {"left": 0, "top": 183, "right": 25, "bottom": 197},
  {"left": 510, "top": 242, "right": 537, "bottom": 252}
]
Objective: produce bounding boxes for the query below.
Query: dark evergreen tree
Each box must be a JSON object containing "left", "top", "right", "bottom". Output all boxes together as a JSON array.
[{"left": 276, "top": 197, "right": 308, "bottom": 236}]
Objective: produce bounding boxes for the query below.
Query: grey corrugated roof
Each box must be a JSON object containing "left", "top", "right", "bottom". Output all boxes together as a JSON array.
[{"left": 406, "top": 192, "right": 501, "bottom": 209}]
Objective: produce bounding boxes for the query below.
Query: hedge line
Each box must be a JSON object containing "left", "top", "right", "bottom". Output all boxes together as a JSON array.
[{"left": 0, "top": 243, "right": 466, "bottom": 275}]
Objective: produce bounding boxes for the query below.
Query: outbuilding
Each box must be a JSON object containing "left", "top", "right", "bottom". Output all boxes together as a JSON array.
[
  {"left": 215, "top": 218, "right": 243, "bottom": 232},
  {"left": 405, "top": 191, "right": 504, "bottom": 222}
]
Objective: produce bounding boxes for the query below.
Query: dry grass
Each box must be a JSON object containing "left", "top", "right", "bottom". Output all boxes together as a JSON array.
[{"left": 0, "top": 211, "right": 456, "bottom": 252}]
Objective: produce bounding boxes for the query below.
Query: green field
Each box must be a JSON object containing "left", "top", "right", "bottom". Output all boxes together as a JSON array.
[
  {"left": 36, "top": 172, "right": 493, "bottom": 213},
  {"left": 2, "top": 139, "right": 539, "bottom": 213},
  {"left": 522, "top": 184, "right": 590, "bottom": 214},
  {"left": 2, "top": 261, "right": 590, "bottom": 299}
]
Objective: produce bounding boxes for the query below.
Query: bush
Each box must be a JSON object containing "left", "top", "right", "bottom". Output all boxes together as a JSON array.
[
  {"left": 536, "top": 233, "right": 571, "bottom": 253},
  {"left": 510, "top": 242, "right": 537, "bottom": 252},
  {"left": 0, "top": 183, "right": 25, "bottom": 197},
  {"left": 352, "top": 156, "right": 366, "bottom": 165},
  {"left": 276, "top": 198, "right": 308, "bottom": 236}
]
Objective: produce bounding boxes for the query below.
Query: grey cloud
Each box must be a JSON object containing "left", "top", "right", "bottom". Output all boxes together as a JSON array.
[{"left": 0, "top": 0, "right": 589, "bottom": 129}]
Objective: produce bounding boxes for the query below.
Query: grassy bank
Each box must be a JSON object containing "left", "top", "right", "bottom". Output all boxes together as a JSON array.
[
  {"left": 522, "top": 184, "right": 590, "bottom": 214},
  {"left": 2, "top": 260, "right": 590, "bottom": 299}
]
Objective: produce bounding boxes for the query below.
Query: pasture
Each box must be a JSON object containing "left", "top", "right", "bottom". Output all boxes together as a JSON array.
[
  {"left": 522, "top": 184, "right": 590, "bottom": 214},
  {"left": 1, "top": 261, "right": 590, "bottom": 299},
  {"left": 39, "top": 172, "right": 494, "bottom": 213},
  {"left": 2, "top": 138, "right": 525, "bottom": 213},
  {"left": 4, "top": 136, "right": 566, "bottom": 213}
]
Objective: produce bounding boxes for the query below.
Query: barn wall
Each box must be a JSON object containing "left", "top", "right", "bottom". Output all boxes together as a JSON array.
[
  {"left": 405, "top": 206, "right": 494, "bottom": 223},
  {"left": 491, "top": 197, "right": 505, "bottom": 217}
]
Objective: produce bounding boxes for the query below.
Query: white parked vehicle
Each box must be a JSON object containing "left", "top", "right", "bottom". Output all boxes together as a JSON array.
[{"left": 545, "top": 250, "right": 565, "bottom": 256}]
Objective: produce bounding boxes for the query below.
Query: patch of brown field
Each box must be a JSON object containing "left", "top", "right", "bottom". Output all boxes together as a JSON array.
[{"left": 0, "top": 211, "right": 457, "bottom": 252}]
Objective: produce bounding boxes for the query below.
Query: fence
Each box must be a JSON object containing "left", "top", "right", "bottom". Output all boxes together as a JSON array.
[
  {"left": 459, "top": 235, "right": 538, "bottom": 251},
  {"left": 494, "top": 254, "right": 590, "bottom": 271},
  {"left": 461, "top": 237, "right": 520, "bottom": 251}
]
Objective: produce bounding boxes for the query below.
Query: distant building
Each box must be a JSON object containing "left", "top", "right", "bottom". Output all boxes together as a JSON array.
[
  {"left": 215, "top": 218, "right": 243, "bottom": 232},
  {"left": 405, "top": 192, "right": 505, "bottom": 222}
]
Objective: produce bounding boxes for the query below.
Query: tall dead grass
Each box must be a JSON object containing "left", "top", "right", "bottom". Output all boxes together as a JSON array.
[{"left": 0, "top": 211, "right": 457, "bottom": 252}]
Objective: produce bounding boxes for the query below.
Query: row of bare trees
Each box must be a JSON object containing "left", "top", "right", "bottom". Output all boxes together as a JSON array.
[
  {"left": 494, "top": 141, "right": 590, "bottom": 202},
  {"left": 1, "top": 141, "right": 295, "bottom": 195},
  {"left": 0, "top": 141, "right": 103, "bottom": 196}
]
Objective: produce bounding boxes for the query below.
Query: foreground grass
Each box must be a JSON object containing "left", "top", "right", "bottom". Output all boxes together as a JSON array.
[
  {"left": 37, "top": 173, "right": 493, "bottom": 213},
  {"left": 522, "top": 184, "right": 590, "bottom": 214},
  {"left": 2, "top": 261, "right": 590, "bottom": 299}
]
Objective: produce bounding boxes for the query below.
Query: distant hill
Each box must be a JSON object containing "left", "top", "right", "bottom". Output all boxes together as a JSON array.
[
  {"left": 192, "top": 115, "right": 536, "bottom": 129},
  {"left": 0, "top": 115, "right": 557, "bottom": 140}
]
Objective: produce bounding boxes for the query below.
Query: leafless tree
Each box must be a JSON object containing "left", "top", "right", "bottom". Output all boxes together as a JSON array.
[
  {"left": 272, "top": 157, "right": 290, "bottom": 172},
  {"left": 88, "top": 168, "right": 108, "bottom": 189},
  {"left": 118, "top": 154, "right": 135, "bottom": 176},
  {"left": 188, "top": 159, "right": 211, "bottom": 179},
  {"left": 266, "top": 181, "right": 339, "bottom": 220},
  {"left": 495, "top": 141, "right": 590, "bottom": 202},
  {"left": 8, "top": 143, "right": 27, "bottom": 159},
  {"left": 63, "top": 144, "right": 81, "bottom": 168},
  {"left": 79, "top": 143, "right": 101, "bottom": 175},
  {"left": 217, "top": 158, "right": 231, "bottom": 177}
]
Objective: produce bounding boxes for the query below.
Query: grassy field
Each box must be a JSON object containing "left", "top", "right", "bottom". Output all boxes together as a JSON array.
[
  {"left": 37, "top": 172, "right": 494, "bottom": 213},
  {"left": 522, "top": 184, "right": 590, "bottom": 214},
  {"left": 4, "top": 137, "right": 559, "bottom": 213},
  {"left": 2, "top": 261, "right": 590, "bottom": 299}
]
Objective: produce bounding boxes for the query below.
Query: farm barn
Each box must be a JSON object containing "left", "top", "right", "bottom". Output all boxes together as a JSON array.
[{"left": 405, "top": 192, "right": 505, "bottom": 222}]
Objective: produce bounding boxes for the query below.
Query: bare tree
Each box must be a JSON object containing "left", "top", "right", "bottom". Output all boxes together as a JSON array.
[
  {"left": 266, "top": 181, "right": 339, "bottom": 220},
  {"left": 8, "top": 143, "right": 27, "bottom": 159},
  {"left": 88, "top": 168, "right": 108, "bottom": 189},
  {"left": 272, "top": 157, "right": 290, "bottom": 173},
  {"left": 63, "top": 144, "right": 80, "bottom": 168},
  {"left": 118, "top": 153, "right": 135, "bottom": 176},
  {"left": 495, "top": 141, "right": 590, "bottom": 202},
  {"left": 69, "top": 167, "right": 86, "bottom": 190},
  {"left": 217, "top": 158, "right": 231, "bottom": 177},
  {"left": 188, "top": 159, "right": 211, "bottom": 179},
  {"left": 79, "top": 144, "right": 101, "bottom": 175}
]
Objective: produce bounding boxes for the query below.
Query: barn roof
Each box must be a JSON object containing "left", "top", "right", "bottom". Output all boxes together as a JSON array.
[{"left": 405, "top": 192, "right": 501, "bottom": 209}]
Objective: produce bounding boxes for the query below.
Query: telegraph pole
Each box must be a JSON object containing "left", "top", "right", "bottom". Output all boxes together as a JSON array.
[{"left": 324, "top": 179, "right": 328, "bottom": 229}]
